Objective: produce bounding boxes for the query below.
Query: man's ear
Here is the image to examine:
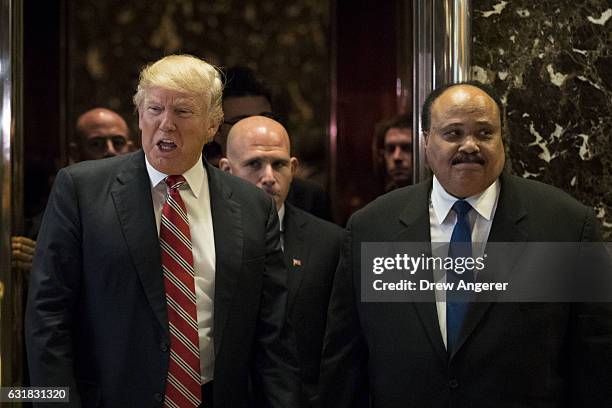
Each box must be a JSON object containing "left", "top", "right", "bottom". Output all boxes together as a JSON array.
[
  {"left": 289, "top": 157, "right": 299, "bottom": 175},
  {"left": 219, "top": 158, "right": 232, "bottom": 173},
  {"left": 205, "top": 124, "right": 218, "bottom": 143}
]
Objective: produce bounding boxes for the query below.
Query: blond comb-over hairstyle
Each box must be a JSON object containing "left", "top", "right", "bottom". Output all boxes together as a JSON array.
[{"left": 133, "top": 54, "right": 224, "bottom": 136}]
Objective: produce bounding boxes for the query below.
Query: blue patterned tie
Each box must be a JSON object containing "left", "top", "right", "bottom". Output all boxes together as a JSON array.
[{"left": 446, "top": 200, "right": 474, "bottom": 354}]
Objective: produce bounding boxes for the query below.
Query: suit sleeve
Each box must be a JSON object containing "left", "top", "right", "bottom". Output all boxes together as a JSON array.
[
  {"left": 252, "top": 198, "right": 303, "bottom": 407},
  {"left": 318, "top": 224, "right": 369, "bottom": 408},
  {"left": 25, "top": 168, "right": 83, "bottom": 406},
  {"left": 568, "top": 207, "right": 612, "bottom": 405}
]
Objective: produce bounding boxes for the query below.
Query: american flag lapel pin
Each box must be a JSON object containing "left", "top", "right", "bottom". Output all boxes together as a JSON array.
[{"left": 292, "top": 258, "right": 302, "bottom": 267}]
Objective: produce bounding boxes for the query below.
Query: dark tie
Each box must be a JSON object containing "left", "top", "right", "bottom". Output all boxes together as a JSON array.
[
  {"left": 446, "top": 200, "right": 474, "bottom": 354},
  {"left": 160, "top": 175, "right": 202, "bottom": 407}
]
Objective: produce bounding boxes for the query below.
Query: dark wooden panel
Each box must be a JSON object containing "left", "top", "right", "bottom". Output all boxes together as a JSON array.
[
  {"left": 23, "top": 0, "right": 63, "bottom": 221},
  {"left": 333, "top": 0, "right": 399, "bottom": 224}
]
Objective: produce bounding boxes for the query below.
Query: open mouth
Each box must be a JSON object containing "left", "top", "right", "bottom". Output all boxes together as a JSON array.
[{"left": 157, "top": 139, "right": 177, "bottom": 152}]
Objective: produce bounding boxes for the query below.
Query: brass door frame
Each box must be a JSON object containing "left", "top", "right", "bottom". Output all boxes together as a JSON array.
[
  {"left": 412, "top": 0, "right": 471, "bottom": 183},
  {"left": 0, "top": 0, "right": 24, "bottom": 388}
]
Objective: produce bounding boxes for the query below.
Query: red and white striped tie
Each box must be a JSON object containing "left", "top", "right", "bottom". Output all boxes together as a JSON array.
[{"left": 160, "top": 175, "right": 202, "bottom": 407}]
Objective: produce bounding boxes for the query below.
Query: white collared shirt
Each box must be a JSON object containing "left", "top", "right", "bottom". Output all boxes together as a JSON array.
[
  {"left": 146, "top": 155, "right": 216, "bottom": 383},
  {"left": 429, "top": 175, "right": 500, "bottom": 349},
  {"left": 278, "top": 204, "right": 286, "bottom": 250}
]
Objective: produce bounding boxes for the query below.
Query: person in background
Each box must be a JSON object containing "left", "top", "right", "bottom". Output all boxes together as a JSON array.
[
  {"left": 14, "top": 108, "right": 134, "bottom": 274},
  {"left": 372, "top": 114, "right": 413, "bottom": 192},
  {"left": 71, "top": 107, "right": 134, "bottom": 162},
  {"left": 15, "top": 109, "right": 134, "bottom": 390},
  {"left": 320, "top": 81, "right": 612, "bottom": 407},
  {"left": 26, "top": 54, "right": 300, "bottom": 408},
  {"left": 206, "top": 66, "right": 333, "bottom": 221},
  {"left": 204, "top": 66, "right": 273, "bottom": 166},
  {"left": 220, "top": 115, "right": 343, "bottom": 406},
  {"left": 11, "top": 237, "right": 36, "bottom": 270}
]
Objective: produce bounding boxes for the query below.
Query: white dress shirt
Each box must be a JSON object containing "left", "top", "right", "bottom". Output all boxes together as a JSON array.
[
  {"left": 429, "top": 176, "right": 500, "bottom": 348},
  {"left": 146, "top": 155, "right": 216, "bottom": 384},
  {"left": 278, "top": 204, "right": 286, "bottom": 250}
]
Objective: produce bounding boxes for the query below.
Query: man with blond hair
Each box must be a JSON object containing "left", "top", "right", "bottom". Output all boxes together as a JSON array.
[{"left": 26, "top": 55, "right": 300, "bottom": 407}]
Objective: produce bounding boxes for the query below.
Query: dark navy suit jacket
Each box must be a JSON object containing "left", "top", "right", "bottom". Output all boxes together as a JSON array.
[
  {"left": 320, "top": 173, "right": 612, "bottom": 408},
  {"left": 26, "top": 150, "right": 300, "bottom": 407},
  {"left": 282, "top": 203, "right": 343, "bottom": 404}
]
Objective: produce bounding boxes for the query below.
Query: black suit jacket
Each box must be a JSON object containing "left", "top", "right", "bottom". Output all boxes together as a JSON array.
[
  {"left": 282, "top": 204, "right": 343, "bottom": 404},
  {"left": 320, "top": 173, "right": 612, "bottom": 408},
  {"left": 286, "top": 178, "right": 333, "bottom": 222},
  {"left": 26, "top": 150, "right": 300, "bottom": 407}
]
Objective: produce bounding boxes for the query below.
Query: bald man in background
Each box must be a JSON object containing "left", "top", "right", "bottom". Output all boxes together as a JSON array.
[
  {"left": 220, "top": 116, "right": 343, "bottom": 406},
  {"left": 71, "top": 107, "right": 134, "bottom": 162},
  {"left": 16, "top": 108, "right": 134, "bottom": 272},
  {"left": 14, "top": 108, "right": 134, "bottom": 274},
  {"left": 206, "top": 67, "right": 333, "bottom": 222}
]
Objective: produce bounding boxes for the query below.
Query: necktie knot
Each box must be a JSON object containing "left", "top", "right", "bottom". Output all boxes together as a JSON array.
[
  {"left": 165, "top": 175, "right": 186, "bottom": 190},
  {"left": 452, "top": 200, "right": 472, "bottom": 217}
]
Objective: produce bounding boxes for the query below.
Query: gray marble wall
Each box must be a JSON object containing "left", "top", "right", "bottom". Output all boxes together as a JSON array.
[{"left": 472, "top": 0, "right": 612, "bottom": 238}]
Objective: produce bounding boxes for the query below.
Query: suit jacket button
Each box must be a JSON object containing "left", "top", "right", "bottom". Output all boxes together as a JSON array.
[
  {"left": 154, "top": 392, "right": 163, "bottom": 402},
  {"left": 160, "top": 342, "right": 169, "bottom": 352},
  {"left": 449, "top": 379, "right": 459, "bottom": 389}
]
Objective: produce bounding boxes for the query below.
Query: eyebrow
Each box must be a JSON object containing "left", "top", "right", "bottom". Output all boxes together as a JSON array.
[
  {"left": 240, "top": 155, "right": 263, "bottom": 165},
  {"left": 90, "top": 134, "right": 128, "bottom": 139},
  {"left": 241, "top": 155, "right": 289, "bottom": 165},
  {"left": 438, "top": 119, "right": 496, "bottom": 128},
  {"left": 438, "top": 122, "right": 464, "bottom": 129}
]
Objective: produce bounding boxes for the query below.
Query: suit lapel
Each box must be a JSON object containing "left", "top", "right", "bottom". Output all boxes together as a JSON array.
[
  {"left": 207, "top": 163, "right": 242, "bottom": 355},
  {"left": 486, "top": 174, "right": 528, "bottom": 243},
  {"left": 282, "top": 204, "right": 307, "bottom": 313},
  {"left": 451, "top": 173, "right": 529, "bottom": 358},
  {"left": 394, "top": 181, "right": 448, "bottom": 363},
  {"left": 111, "top": 151, "right": 168, "bottom": 337}
]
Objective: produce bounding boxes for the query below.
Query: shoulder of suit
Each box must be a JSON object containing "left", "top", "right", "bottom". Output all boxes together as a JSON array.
[
  {"left": 286, "top": 203, "right": 343, "bottom": 236},
  {"left": 208, "top": 163, "right": 274, "bottom": 206},
  {"left": 350, "top": 179, "right": 430, "bottom": 223},
  {"left": 503, "top": 173, "right": 590, "bottom": 213},
  {"left": 290, "top": 177, "right": 326, "bottom": 196},
  {"left": 61, "top": 150, "right": 140, "bottom": 180}
]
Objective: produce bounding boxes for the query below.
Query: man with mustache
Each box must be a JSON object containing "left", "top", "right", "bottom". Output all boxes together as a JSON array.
[
  {"left": 26, "top": 55, "right": 300, "bottom": 407},
  {"left": 220, "top": 115, "right": 343, "bottom": 406},
  {"left": 320, "top": 81, "right": 612, "bottom": 407}
]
